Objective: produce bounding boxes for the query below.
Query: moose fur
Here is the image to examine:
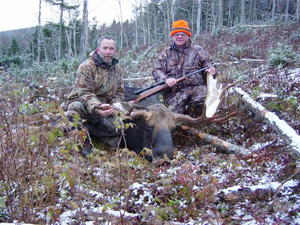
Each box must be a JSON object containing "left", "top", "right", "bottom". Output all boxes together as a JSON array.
[
  {"left": 84, "top": 86, "right": 178, "bottom": 164},
  {"left": 83, "top": 73, "right": 236, "bottom": 164},
  {"left": 124, "top": 86, "right": 180, "bottom": 162}
]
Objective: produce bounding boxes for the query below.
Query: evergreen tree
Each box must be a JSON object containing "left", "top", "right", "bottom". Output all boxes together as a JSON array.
[{"left": 8, "top": 36, "right": 20, "bottom": 56}]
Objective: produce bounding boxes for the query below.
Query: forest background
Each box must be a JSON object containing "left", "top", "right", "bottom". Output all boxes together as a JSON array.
[
  {"left": 1, "top": 0, "right": 300, "bottom": 66},
  {"left": 0, "top": 0, "right": 300, "bottom": 224}
]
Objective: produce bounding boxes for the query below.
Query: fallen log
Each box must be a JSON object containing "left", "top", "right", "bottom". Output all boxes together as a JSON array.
[
  {"left": 180, "top": 125, "right": 250, "bottom": 155},
  {"left": 235, "top": 87, "right": 300, "bottom": 157},
  {"left": 217, "top": 179, "right": 299, "bottom": 203}
]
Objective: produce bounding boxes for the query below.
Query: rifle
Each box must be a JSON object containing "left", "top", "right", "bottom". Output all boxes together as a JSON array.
[{"left": 132, "top": 63, "right": 215, "bottom": 104}]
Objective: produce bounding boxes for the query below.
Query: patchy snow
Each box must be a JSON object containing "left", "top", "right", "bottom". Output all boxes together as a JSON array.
[
  {"left": 285, "top": 68, "right": 300, "bottom": 80},
  {"left": 235, "top": 87, "right": 300, "bottom": 156},
  {"left": 218, "top": 180, "right": 299, "bottom": 195},
  {"left": 256, "top": 93, "right": 278, "bottom": 101},
  {"left": 1, "top": 62, "right": 299, "bottom": 224}
]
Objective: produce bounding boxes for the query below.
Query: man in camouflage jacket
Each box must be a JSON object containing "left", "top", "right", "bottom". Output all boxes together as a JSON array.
[
  {"left": 152, "top": 20, "right": 216, "bottom": 117},
  {"left": 66, "top": 36, "right": 125, "bottom": 148}
]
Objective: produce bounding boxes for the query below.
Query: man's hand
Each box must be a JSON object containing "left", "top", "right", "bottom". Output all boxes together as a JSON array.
[
  {"left": 206, "top": 66, "right": 216, "bottom": 75},
  {"left": 96, "top": 104, "right": 115, "bottom": 117},
  {"left": 165, "top": 78, "right": 177, "bottom": 87},
  {"left": 166, "top": 66, "right": 216, "bottom": 87}
]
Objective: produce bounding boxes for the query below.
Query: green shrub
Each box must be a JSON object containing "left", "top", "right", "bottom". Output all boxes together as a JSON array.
[{"left": 267, "top": 43, "right": 298, "bottom": 68}]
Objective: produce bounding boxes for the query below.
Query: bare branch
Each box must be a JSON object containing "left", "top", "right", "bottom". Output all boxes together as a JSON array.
[{"left": 181, "top": 125, "right": 250, "bottom": 155}]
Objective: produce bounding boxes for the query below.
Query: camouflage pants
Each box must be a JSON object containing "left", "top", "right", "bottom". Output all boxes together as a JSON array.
[
  {"left": 164, "top": 85, "right": 206, "bottom": 118},
  {"left": 66, "top": 101, "right": 121, "bottom": 147}
]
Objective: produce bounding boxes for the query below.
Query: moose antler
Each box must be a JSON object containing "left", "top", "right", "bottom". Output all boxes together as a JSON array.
[{"left": 175, "top": 73, "right": 238, "bottom": 124}]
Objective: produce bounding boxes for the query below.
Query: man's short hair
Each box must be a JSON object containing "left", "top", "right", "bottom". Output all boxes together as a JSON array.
[{"left": 97, "top": 36, "right": 116, "bottom": 48}]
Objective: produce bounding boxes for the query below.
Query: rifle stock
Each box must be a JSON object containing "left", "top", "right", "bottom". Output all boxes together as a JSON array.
[
  {"left": 126, "top": 82, "right": 170, "bottom": 115},
  {"left": 133, "top": 83, "right": 169, "bottom": 104},
  {"left": 133, "top": 76, "right": 188, "bottom": 104},
  {"left": 132, "top": 63, "right": 215, "bottom": 104}
]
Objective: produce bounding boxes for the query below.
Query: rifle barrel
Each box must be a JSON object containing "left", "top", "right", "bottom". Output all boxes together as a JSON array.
[{"left": 134, "top": 63, "right": 215, "bottom": 95}]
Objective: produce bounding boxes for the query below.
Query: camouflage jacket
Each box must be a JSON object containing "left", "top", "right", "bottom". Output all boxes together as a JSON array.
[
  {"left": 66, "top": 51, "right": 125, "bottom": 114},
  {"left": 152, "top": 40, "right": 213, "bottom": 89}
]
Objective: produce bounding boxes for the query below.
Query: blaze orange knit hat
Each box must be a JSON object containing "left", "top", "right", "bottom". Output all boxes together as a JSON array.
[{"left": 170, "top": 20, "right": 192, "bottom": 37}]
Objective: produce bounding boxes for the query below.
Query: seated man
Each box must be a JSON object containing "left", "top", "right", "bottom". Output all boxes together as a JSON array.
[
  {"left": 65, "top": 35, "right": 125, "bottom": 152},
  {"left": 152, "top": 20, "right": 216, "bottom": 117}
]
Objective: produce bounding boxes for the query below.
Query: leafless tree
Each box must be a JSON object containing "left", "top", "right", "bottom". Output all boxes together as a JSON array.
[
  {"left": 196, "top": 0, "right": 202, "bottom": 37},
  {"left": 218, "top": 0, "right": 223, "bottom": 28},
  {"left": 80, "top": 0, "right": 88, "bottom": 62},
  {"left": 272, "top": 0, "right": 276, "bottom": 19},
  {"left": 38, "top": 0, "right": 42, "bottom": 63},
  {"left": 241, "top": 0, "right": 246, "bottom": 24},
  {"left": 298, "top": 0, "right": 300, "bottom": 24},
  {"left": 285, "top": 0, "right": 290, "bottom": 24}
]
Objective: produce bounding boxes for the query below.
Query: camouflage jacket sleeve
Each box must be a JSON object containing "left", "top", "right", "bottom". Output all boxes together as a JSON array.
[
  {"left": 75, "top": 64, "right": 102, "bottom": 114},
  {"left": 152, "top": 50, "right": 169, "bottom": 83},
  {"left": 110, "top": 73, "right": 125, "bottom": 104}
]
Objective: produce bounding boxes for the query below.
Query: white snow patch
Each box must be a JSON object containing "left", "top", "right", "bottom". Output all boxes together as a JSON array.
[
  {"left": 235, "top": 87, "right": 300, "bottom": 155},
  {"left": 218, "top": 180, "right": 299, "bottom": 195},
  {"left": 257, "top": 93, "right": 278, "bottom": 101}
]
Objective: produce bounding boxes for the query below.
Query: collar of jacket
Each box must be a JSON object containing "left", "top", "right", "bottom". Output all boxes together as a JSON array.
[
  {"left": 172, "top": 39, "right": 192, "bottom": 51},
  {"left": 91, "top": 51, "right": 119, "bottom": 70}
]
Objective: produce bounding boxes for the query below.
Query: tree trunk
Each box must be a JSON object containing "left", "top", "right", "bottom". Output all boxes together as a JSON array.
[
  {"left": 147, "top": 8, "right": 151, "bottom": 45},
  {"left": 217, "top": 180, "right": 299, "bottom": 203},
  {"left": 297, "top": 0, "right": 300, "bottom": 24},
  {"left": 285, "top": 0, "right": 290, "bottom": 25},
  {"left": 80, "top": 0, "right": 88, "bottom": 62},
  {"left": 58, "top": 0, "right": 64, "bottom": 59},
  {"left": 211, "top": 0, "right": 216, "bottom": 33},
  {"left": 196, "top": 0, "right": 202, "bottom": 37},
  {"left": 166, "top": 0, "right": 175, "bottom": 41},
  {"left": 133, "top": 0, "right": 139, "bottom": 47},
  {"left": 119, "top": 0, "right": 124, "bottom": 49},
  {"left": 272, "top": 0, "right": 276, "bottom": 19},
  {"left": 180, "top": 125, "right": 250, "bottom": 156},
  {"left": 65, "top": 29, "right": 73, "bottom": 57},
  {"left": 163, "top": 12, "right": 168, "bottom": 42},
  {"left": 42, "top": 34, "right": 48, "bottom": 61},
  {"left": 228, "top": 0, "right": 233, "bottom": 27},
  {"left": 73, "top": 18, "right": 77, "bottom": 58},
  {"left": 241, "top": 0, "right": 246, "bottom": 24},
  {"left": 38, "top": 0, "right": 42, "bottom": 63},
  {"left": 153, "top": 4, "right": 158, "bottom": 42},
  {"left": 235, "top": 88, "right": 300, "bottom": 157},
  {"left": 135, "top": 13, "right": 138, "bottom": 46},
  {"left": 218, "top": 0, "right": 223, "bottom": 28},
  {"left": 142, "top": 14, "right": 147, "bottom": 45},
  {"left": 252, "top": 0, "right": 257, "bottom": 22}
]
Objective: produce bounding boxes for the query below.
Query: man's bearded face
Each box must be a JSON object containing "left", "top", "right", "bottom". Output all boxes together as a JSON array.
[{"left": 98, "top": 39, "right": 117, "bottom": 65}]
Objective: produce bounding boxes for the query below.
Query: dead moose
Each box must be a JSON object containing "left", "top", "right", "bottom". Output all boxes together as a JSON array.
[{"left": 83, "top": 73, "right": 236, "bottom": 164}]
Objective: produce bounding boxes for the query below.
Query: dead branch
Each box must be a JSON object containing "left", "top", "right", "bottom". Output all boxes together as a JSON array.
[
  {"left": 180, "top": 125, "right": 250, "bottom": 155},
  {"left": 217, "top": 180, "right": 299, "bottom": 203},
  {"left": 235, "top": 87, "right": 300, "bottom": 157}
]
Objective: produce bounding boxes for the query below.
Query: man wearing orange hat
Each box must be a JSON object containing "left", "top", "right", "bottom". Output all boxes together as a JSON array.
[{"left": 152, "top": 20, "right": 216, "bottom": 117}]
